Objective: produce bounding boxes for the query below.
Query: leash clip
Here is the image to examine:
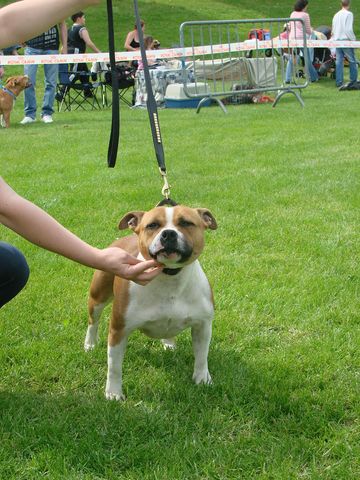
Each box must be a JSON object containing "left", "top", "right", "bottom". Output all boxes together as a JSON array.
[{"left": 159, "top": 168, "right": 171, "bottom": 199}]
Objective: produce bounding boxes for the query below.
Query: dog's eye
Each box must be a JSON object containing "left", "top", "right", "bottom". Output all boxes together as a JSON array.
[
  {"left": 178, "top": 219, "right": 194, "bottom": 228},
  {"left": 146, "top": 222, "right": 160, "bottom": 230}
]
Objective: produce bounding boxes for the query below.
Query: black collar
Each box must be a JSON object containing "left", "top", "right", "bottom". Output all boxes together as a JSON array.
[{"left": 163, "top": 267, "right": 182, "bottom": 276}]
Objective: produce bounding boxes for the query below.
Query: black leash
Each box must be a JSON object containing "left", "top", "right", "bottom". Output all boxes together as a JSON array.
[
  {"left": 106, "top": 0, "right": 120, "bottom": 168},
  {"left": 133, "top": 0, "right": 174, "bottom": 203},
  {"left": 106, "top": 0, "right": 175, "bottom": 203}
]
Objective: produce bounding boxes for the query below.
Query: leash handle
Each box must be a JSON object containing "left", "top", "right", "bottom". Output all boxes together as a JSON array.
[
  {"left": 107, "top": 0, "right": 120, "bottom": 168},
  {"left": 133, "top": 0, "right": 167, "bottom": 176}
]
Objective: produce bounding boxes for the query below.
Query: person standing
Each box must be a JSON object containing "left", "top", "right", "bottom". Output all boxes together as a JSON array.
[
  {"left": 20, "top": 22, "right": 67, "bottom": 125},
  {"left": 285, "top": 0, "right": 319, "bottom": 83},
  {"left": 332, "top": 0, "right": 358, "bottom": 88}
]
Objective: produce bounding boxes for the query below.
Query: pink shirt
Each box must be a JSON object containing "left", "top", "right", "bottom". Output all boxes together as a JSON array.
[{"left": 289, "top": 11, "right": 312, "bottom": 39}]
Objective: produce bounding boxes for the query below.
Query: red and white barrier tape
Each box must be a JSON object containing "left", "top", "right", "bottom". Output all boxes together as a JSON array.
[{"left": 1, "top": 39, "right": 359, "bottom": 66}]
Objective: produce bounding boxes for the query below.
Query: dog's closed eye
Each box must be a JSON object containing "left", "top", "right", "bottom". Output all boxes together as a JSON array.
[
  {"left": 146, "top": 222, "right": 160, "bottom": 230},
  {"left": 178, "top": 218, "right": 195, "bottom": 228}
]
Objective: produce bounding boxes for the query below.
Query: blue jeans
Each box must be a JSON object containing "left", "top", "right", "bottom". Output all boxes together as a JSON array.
[
  {"left": 335, "top": 48, "right": 358, "bottom": 87},
  {"left": 24, "top": 47, "right": 59, "bottom": 118},
  {"left": 285, "top": 48, "right": 319, "bottom": 83}
]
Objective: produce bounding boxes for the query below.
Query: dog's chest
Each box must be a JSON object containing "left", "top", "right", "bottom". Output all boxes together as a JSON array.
[{"left": 124, "top": 262, "right": 213, "bottom": 338}]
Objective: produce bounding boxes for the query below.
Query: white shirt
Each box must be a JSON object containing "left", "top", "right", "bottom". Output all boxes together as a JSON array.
[{"left": 332, "top": 8, "right": 356, "bottom": 41}]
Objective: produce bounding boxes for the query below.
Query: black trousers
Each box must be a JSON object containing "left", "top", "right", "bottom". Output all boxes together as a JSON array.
[{"left": 0, "top": 242, "right": 30, "bottom": 308}]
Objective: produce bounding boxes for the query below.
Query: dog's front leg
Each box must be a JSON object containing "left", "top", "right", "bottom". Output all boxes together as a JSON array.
[
  {"left": 191, "top": 321, "right": 213, "bottom": 385},
  {"left": 3, "top": 111, "right": 10, "bottom": 128},
  {"left": 106, "top": 334, "right": 128, "bottom": 401}
]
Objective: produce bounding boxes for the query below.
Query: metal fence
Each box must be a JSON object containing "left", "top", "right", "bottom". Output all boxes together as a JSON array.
[{"left": 179, "top": 18, "right": 310, "bottom": 112}]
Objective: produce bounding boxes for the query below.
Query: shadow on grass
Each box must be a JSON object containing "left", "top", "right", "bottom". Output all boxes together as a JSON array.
[{"left": 0, "top": 339, "right": 347, "bottom": 478}]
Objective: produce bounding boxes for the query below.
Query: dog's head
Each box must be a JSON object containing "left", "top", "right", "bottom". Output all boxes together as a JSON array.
[
  {"left": 119, "top": 206, "right": 217, "bottom": 268},
  {"left": 5, "top": 75, "right": 32, "bottom": 95}
]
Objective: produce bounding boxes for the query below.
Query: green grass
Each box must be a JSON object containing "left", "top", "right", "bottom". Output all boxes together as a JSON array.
[{"left": 1, "top": 0, "right": 360, "bottom": 479}]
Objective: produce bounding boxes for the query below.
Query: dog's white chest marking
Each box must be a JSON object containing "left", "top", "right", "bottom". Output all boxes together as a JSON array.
[{"left": 125, "top": 261, "right": 213, "bottom": 339}]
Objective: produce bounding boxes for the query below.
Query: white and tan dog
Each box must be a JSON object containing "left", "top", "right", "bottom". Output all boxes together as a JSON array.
[{"left": 85, "top": 205, "right": 217, "bottom": 400}]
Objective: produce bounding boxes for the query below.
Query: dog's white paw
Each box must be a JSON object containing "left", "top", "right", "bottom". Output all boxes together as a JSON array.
[
  {"left": 192, "top": 370, "right": 213, "bottom": 385},
  {"left": 84, "top": 342, "right": 96, "bottom": 352},
  {"left": 105, "top": 389, "right": 126, "bottom": 402},
  {"left": 161, "top": 338, "right": 176, "bottom": 350},
  {"left": 84, "top": 325, "right": 99, "bottom": 352}
]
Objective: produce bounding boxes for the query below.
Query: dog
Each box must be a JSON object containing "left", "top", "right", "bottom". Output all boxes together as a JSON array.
[
  {"left": 84, "top": 205, "right": 217, "bottom": 400},
  {"left": 0, "top": 75, "right": 31, "bottom": 128}
]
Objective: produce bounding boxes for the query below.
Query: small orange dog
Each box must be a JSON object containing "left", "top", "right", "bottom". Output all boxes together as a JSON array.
[{"left": 0, "top": 75, "right": 31, "bottom": 128}]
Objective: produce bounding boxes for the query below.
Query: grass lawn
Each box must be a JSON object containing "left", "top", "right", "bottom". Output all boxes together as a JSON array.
[{"left": 1, "top": 1, "right": 360, "bottom": 479}]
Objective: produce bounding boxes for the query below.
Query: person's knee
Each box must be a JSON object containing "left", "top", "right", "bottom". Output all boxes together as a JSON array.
[{"left": 0, "top": 242, "right": 30, "bottom": 308}]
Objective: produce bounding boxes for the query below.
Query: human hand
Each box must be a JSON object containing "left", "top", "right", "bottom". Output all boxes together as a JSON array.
[{"left": 98, "top": 247, "right": 163, "bottom": 285}]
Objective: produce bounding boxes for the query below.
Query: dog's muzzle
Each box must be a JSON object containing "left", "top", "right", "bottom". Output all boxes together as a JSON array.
[
  {"left": 160, "top": 229, "right": 178, "bottom": 251},
  {"left": 150, "top": 229, "right": 193, "bottom": 264}
]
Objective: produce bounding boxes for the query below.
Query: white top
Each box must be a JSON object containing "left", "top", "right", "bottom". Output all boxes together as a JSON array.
[{"left": 332, "top": 8, "right": 356, "bottom": 41}]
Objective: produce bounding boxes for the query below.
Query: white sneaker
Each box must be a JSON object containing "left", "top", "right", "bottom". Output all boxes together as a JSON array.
[
  {"left": 41, "top": 115, "right": 53, "bottom": 124},
  {"left": 20, "top": 116, "right": 36, "bottom": 125}
]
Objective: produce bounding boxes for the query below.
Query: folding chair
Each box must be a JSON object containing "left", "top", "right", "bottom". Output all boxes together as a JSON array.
[
  {"left": 56, "top": 63, "right": 102, "bottom": 111},
  {"left": 104, "top": 63, "right": 136, "bottom": 107}
]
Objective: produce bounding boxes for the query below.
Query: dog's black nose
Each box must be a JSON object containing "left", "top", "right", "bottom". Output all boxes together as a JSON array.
[{"left": 160, "top": 229, "right": 178, "bottom": 246}]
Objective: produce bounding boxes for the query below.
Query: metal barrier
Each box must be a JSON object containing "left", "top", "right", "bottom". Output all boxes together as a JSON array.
[{"left": 179, "top": 18, "right": 310, "bottom": 112}]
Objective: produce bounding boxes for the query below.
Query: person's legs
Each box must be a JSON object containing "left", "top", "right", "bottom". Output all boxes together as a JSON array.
[
  {"left": 335, "top": 48, "right": 344, "bottom": 87},
  {"left": 23, "top": 46, "right": 39, "bottom": 119},
  {"left": 306, "top": 48, "right": 319, "bottom": 82},
  {"left": 285, "top": 50, "right": 294, "bottom": 82},
  {"left": 42, "top": 50, "right": 59, "bottom": 118},
  {"left": 0, "top": 242, "right": 30, "bottom": 308},
  {"left": 343, "top": 48, "right": 358, "bottom": 83}
]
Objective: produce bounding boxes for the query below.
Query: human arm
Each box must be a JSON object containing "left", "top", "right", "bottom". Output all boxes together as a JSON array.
[
  {"left": 346, "top": 12, "right": 356, "bottom": 41},
  {"left": 303, "top": 12, "right": 312, "bottom": 36},
  {"left": 59, "top": 20, "right": 68, "bottom": 54},
  {"left": 0, "top": 177, "right": 162, "bottom": 284},
  {"left": 0, "top": 0, "right": 101, "bottom": 49},
  {"left": 80, "top": 28, "right": 101, "bottom": 53}
]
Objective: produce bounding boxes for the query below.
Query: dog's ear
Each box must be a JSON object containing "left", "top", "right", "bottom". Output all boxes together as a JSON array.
[
  {"left": 6, "top": 76, "right": 17, "bottom": 88},
  {"left": 196, "top": 209, "right": 217, "bottom": 230},
  {"left": 118, "top": 211, "right": 145, "bottom": 231}
]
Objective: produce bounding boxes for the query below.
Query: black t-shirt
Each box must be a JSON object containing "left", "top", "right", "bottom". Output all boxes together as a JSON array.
[
  {"left": 68, "top": 25, "right": 86, "bottom": 54},
  {"left": 26, "top": 26, "right": 60, "bottom": 50}
]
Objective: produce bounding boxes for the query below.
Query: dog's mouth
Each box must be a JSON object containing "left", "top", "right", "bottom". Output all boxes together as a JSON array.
[
  {"left": 150, "top": 246, "right": 193, "bottom": 265},
  {"left": 151, "top": 248, "right": 182, "bottom": 262}
]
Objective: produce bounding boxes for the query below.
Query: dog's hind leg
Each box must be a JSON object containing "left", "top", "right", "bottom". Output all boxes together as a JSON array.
[
  {"left": 191, "top": 321, "right": 213, "bottom": 385},
  {"left": 84, "top": 270, "right": 114, "bottom": 352}
]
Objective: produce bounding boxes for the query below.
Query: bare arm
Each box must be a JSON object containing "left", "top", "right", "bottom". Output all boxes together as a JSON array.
[
  {"left": 0, "top": 177, "right": 162, "bottom": 284},
  {"left": 59, "top": 20, "right": 68, "bottom": 55},
  {"left": 80, "top": 28, "right": 101, "bottom": 53},
  {"left": 124, "top": 31, "right": 138, "bottom": 51},
  {"left": 0, "top": 0, "right": 101, "bottom": 49}
]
